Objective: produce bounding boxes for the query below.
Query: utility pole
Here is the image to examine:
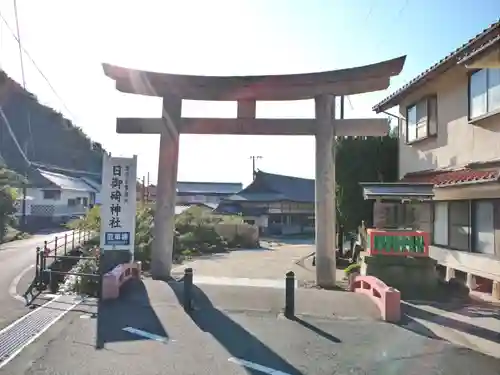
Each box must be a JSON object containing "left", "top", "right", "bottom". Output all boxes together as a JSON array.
[
  {"left": 146, "top": 172, "right": 150, "bottom": 203},
  {"left": 249, "top": 155, "right": 262, "bottom": 180},
  {"left": 141, "top": 176, "right": 146, "bottom": 203},
  {"left": 340, "top": 96, "right": 345, "bottom": 120}
]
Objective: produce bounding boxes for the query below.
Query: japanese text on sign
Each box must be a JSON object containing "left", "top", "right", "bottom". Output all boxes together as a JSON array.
[
  {"left": 100, "top": 155, "right": 137, "bottom": 253},
  {"left": 109, "top": 165, "right": 123, "bottom": 229}
]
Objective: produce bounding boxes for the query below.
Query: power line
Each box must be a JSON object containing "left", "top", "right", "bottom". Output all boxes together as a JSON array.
[
  {"left": 373, "top": 0, "right": 410, "bottom": 51},
  {"left": 0, "top": 9, "right": 77, "bottom": 122},
  {"left": 343, "top": 2, "right": 377, "bottom": 113},
  {"left": 346, "top": 1, "right": 410, "bottom": 114},
  {"left": 12, "top": 1, "right": 25, "bottom": 88},
  {"left": 362, "top": 1, "right": 375, "bottom": 24},
  {"left": 12, "top": 0, "right": 35, "bottom": 160}
]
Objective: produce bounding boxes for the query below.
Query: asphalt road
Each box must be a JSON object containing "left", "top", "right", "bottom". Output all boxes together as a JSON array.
[
  {"left": 3, "top": 279, "right": 500, "bottom": 374},
  {"left": 0, "top": 229, "right": 74, "bottom": 330}
]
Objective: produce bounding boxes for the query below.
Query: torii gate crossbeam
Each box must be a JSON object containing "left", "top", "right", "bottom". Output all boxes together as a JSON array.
[{"left": 102, "top": 56, "right": 406, "bottom": 288}]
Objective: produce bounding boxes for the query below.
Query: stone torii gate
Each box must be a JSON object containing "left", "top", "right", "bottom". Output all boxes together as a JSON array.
[{"left": 102, "top": 56, "right": 406, "bottom": 288}]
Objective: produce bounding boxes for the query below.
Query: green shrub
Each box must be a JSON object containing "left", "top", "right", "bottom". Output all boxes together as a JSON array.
[
  {"left": 58, "top": 246, "right": 100, "bottom": 296},
  {"left": 344, "top": 263, "right": 361, "bottom": 276},
  {"left": 67, "top": 205, "right": 101, "bottom": 231}
]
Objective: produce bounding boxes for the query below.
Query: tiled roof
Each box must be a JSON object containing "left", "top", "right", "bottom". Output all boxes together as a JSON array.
[
  {"left": 258, "top": 171, "right": 315, "bottom": 202},
  {"left": 38, "top": 169, "right": 98, "bottom": 192},
  {"left": 224, "top": 192, "right": 287, "bottom": 202},
  {"left": 214, "top": 202, "right": 268, "bottom": 216},
  {"left": 177, "top": 181, "right": 242, "bottom": 195},
  {"left": 373, "top": 19, "right": 500, "bottom": 113},
  {"left": 401, "top": 168, "right": 500, "bottom": 187},
  {"left": 136, "top": 182, "right": 243, "bottom": 196},
  {"left": 225, "top": 171, "right": 315, "bottom": 203}
]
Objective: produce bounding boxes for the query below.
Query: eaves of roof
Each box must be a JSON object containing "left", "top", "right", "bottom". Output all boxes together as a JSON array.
[
  {"left": 401, "top": 168, "right": 500, "bottom": 188},
  {"left": 373, "top": 20, "right": 500, "bottom": 113}
]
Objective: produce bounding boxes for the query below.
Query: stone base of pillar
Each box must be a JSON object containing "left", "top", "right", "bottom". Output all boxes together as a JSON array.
[
  {"left": 466, "top": 273, "right": 477, "bottom": 290},
  {"left": 101, "top": 250, "right": 132, "bottom": 274},
  {"left": 445, "top": 267, "right": 456, "bottom": 282},
  {"left": 151, "top": 257, "right": 173, "bottom": 281},
  {"left": 315, "top": 255, "right": 336, "bottom": 288}
]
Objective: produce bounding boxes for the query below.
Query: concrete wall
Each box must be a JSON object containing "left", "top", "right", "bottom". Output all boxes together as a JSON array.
[
  {"left": 398, "top": 65, "right": 500, "bottom": 179},
  {"left": 214, "top": 223, "right": 259, "bottom": 245}
]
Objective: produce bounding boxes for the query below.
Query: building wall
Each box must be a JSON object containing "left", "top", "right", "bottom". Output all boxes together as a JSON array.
[
  {"left": 392, "top": 63, "right": 500, "bottom": 293},
  {"left": 398, "top": 65, "right": 500, "bottom": 179},
  {"left": 22, "top": 188, "right": 92, "bottom": 217},
  {"left": 176, "top": 194, "right": 225, "bottom": 205}
]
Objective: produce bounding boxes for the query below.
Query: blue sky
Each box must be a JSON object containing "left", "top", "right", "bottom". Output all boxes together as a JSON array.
[{"left": 0, "top": 0, "right": 499, "bottom": 186}]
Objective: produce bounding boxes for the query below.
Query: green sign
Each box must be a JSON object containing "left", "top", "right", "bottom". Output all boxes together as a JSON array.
[{"left": 372, "top": 235, "right": 425, "bottom": 254}]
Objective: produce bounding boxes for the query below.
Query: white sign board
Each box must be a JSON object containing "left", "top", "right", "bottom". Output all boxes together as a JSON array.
[{"left": 100, "top": 155, "right": 137, "bottom": 255}]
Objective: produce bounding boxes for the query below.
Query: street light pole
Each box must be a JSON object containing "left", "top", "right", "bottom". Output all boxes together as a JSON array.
[{"left": 249, "top": 155, "right": 262, "bottom": 180}]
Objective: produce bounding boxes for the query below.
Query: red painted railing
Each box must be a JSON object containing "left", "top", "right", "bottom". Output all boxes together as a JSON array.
[
  {"left": 349, "top": 274, "right": 401, "bottom": 322},
  {"left": 102, "top": 262, "right": 142, "bottom": 300}
]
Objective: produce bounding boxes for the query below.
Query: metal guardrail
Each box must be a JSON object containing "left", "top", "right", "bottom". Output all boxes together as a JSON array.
[{"left": 24, "top": 229, "right": 98, "bottom": 305}]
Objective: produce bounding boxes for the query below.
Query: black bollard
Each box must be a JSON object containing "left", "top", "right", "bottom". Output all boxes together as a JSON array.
[
  {"left": 96, "top": 251, "right": 105, "bottom": 350},
  {"left": 183, "top": 268, "right": 193, "bottom": 313},
  {"left": 284, "top": 271, "right": 295, "bottom": 318},
  {"left": 35, "top": 247, "right": 41, "bottom": 283}
]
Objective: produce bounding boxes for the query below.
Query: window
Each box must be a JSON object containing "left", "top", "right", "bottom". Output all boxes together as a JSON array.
[
  {"left": 449, "top": 201, "right": 470, "bottom": 251},
  {"left": 433, "top": 200, "right": 496, "bottom": 254},
  {"left": 473, "top": 201, "right": 495, "bottom": 255},
  {"left": 42, "top": 189, "right": 61, "bottom": 200},
  {"left": 469, "top": 68, "right": 500, "bottom": 119},
  {"left": 405, "top": 96, "right": 437, "bottom": 143},
  {"left": 433, "top": 202, "right": 448, "bottom": 246}
]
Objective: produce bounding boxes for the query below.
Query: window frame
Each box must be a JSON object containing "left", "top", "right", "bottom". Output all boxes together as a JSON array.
[
  {"left": 471, "top": 200, "right": 495, "bottom": 255},
  {"left": 432, "top": 199, "right": 497, "bottom": 255},
  {"left": 405, "top": 95, "right": 438, "bottom": 144},
  {"left": 432, "top": 201, "right": 449, "bottom": 246},
  {"left": 42, "top": 189, "right": 61, "bottom": 200},
  {"left": 468, "top": 68, "right": 500, "bottom": 121}
]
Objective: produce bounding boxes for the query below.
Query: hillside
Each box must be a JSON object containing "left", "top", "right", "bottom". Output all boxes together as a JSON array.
[{"left": 0, "top": 70, "right": 106, "bottom": 185}]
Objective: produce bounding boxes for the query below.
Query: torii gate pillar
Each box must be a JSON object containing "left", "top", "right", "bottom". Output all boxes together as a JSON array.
[
  {"left": 151, "top": 96, "right": 181, "bottom": 279},
  {"left": 314, "top": 95, "right": 337, "bottom": 287},
  {"left": 102, "top": 55, "right": 406, "bottom": 287}
]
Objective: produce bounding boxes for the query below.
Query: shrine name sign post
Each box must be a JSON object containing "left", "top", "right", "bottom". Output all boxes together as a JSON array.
[
  {"left": 368, "top": 230, "right": 430, "bottom": 257},
  {"left": 102, "top": 56, "right": 406, "bottom": 287},
  {"left": 100, "top": 154, "right": 138, "bottom": 272}
]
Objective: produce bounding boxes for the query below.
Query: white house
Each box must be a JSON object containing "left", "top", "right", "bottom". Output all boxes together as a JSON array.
[{"left": 15, "top": 169, "right": 100, "bottom": 226}]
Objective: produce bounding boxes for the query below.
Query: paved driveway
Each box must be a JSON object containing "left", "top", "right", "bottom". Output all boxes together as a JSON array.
[
  {"left": 0, "top": 230, "right": 74, "bottom": 330},
  {"left": 3, "top": 279, "right": 500, "bottom": 375},
  {"left": 172, "top": 242, "right": 325, "bottom": 284}
]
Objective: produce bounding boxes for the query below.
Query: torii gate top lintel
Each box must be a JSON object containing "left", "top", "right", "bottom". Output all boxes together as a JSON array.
[{"left": 102, "top": 56, "right": 406, "bottom": 101}]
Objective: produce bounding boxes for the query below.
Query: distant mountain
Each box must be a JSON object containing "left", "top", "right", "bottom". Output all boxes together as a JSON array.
[{"left": 0, "top": 70, "right": 106, "bottom": 186}]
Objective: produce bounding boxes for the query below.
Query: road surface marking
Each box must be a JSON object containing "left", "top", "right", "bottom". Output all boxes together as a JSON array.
[
  {"left": 8, "top": 264, "right": 35, "bottom": 302},
  {"left": 122, "top": 327, "right": 171, "bottom": 343},
  {"left": 228, "top": 357, "right": 291, "bottom": 375},
  {"left": 0, "top": 295, "right": 80, "bottom": 370},
  {"left": 191, "top": 276, "right": 297, "bottom": 289}
]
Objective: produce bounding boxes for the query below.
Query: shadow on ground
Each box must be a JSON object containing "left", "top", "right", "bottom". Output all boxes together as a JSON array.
[
  {"left": 166, "top": 280, "right": 304, "bottom": 374},
  {"left": 400, "top": 302, "right": 500, "bottom": 344},
  {"left": 96, "top": 279, "right": 169, "bottom": 346},
  {"left": 409, "top": 299, "right": 500, "bottom": 320}
]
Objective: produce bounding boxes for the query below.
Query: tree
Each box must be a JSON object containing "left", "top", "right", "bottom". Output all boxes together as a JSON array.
[
  {"left": 0, "top": 168, "right": 23, "bottom": 242},
  {"left": 335, "top": 132, "right": 398, "bottom": 232}
]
